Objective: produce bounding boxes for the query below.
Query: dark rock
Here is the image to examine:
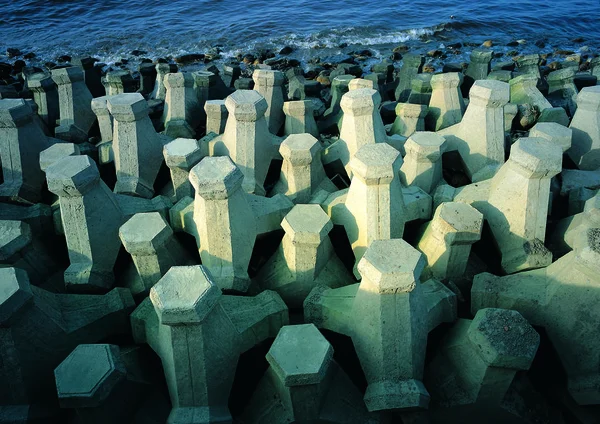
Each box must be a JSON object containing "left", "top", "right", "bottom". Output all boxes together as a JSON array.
[
  {"left": 6, "top": 48, "right": 21, "bottom": 58},
  {"left": 574, "top": 73, "right": 597, "bottom": 90},
  {"left": 242, "top": 54, "right": 256, "bottom": 64},
  {"left": 427, "top": 50, "right": 443, "bottom": 58},
  {"left": 534, "top": 40, "right": 546, "bottom": 48},
  {"left": 23, "top": 52, "right": 36, "bottom": 60},
  {"left": 140, "top": 58, "right": 153, "bottom": 64},
  {"left": 572, "top": 37, "right": 585, "bottom": 43},
  {"left": 338, "top": 43, "right": 348, "bottom": 49},
  {"left": 287, "top": 59, "right": 301, "bottom": 68},
  {"left": 12, "top": 60, "right": 26, "bottom": 73},
  {"left": 447, "top": 42, "right": 463, "bottom": 50},
  {"left": 393, "top": 44, "right": 409, "bottom": 53},
  {"left": 357, "top": 49, "right": 373, "bottom": 57},
  {"left": 443, "top": 63, "right": 464, "bottom": 73},
  {"left": 390, "top": 52, "right": 402, "bottom": 61},
  {"left": 493, "top": 52, "right": 504, "bottom": 58},
  {"left": 0, "top": 62, "right": 11, "bottom": 78},
  {"left": 279, "top": 46, "right": 294, "bottom": 55},
  {"left": 157, "top": 58, "right": 169, "bottom": 64},
  {"left": 506, "top": 41, "right": 520, "bottom": 47},
  {"left": 555, "top": 49, "right": 575, "bottom": 56},
  {"left": 120, "top": 59, "right": 129, "bottom": 65},
  {"left": 56, "top": 55, "right": 71, "bottom": 63},
  {"left": 130, "top": 50, "right": 148, "bottom": 56},
  {"left": 175, "top": 53, "right": 205, "bottom": 64},
  {"left": 339, "top": 56, "right": 357, "bottom": 65},
  {"left": 44, "top": 62, "right": 57, "bottom": 70},
  {"left": 204, "top": 53, "right": 221, "bottom": 62},
  {"left": 507, "top": 51, "right": 519, "bottom": 57}
]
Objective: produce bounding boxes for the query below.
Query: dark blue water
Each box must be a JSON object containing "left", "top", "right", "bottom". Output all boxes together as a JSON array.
[{"left": 1, "top": 0, "right": 599, "bottom": 68}]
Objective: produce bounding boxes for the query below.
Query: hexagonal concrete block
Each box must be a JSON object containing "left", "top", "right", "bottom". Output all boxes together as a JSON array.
[
  {"left": 39, "top": 143, "right": 80, "bottom": 172},
  {"left": 119, "top": 212, "right": 173, "bottom": 256},
  {"left": 432, "top": 202, "right": 484, "bottom": 244},
  {"left": 253, "top": 69, "right": 284, "bottom": 87},
  {"left": 55, "top": 344, "right": 126, "bottom": 408},
  {"left": 282, "top": 100, "right": 312, "bottom": 115},
  {"left": 469, "top": 80, "right": 510, "bottom": 106},
  {"left": 575, "top": 86, "right": 600, "bottom": 111},
  {"left": 0, "top": 220, "right": 32, "bottom": 261},
  {"left": 281, "top": 204, "right": 333, "bottom": 245},
  {"left": 340, "top": 88, "right": 381, "bottom": 116},
  {"left": 46, "top": 155, "right": 100, "bottom": 197},
  {"left": 404, "top": 132, "right": 446, "bottom": 161},
  {"left": 431, "top": 72, "right": 462, "bottom": 89},
  {"left": 51, "top": 66, "right": 85, "bottom": 85},
  {"left": 509, "top": 138, "right": 563, "bottom": 179},
  {"left": 225, "top": 90, "right": 268, "bottom": 122},
  {"left": 468, "top": 308, "right": 540, "bottom": 369},
  {"left": 189, "top": 156, "right": 244, "bottom": 200},
  {"left": 279, "top": 133, "right": 321, "bottom": 166},
  {"left": 266, "top": 324, "right": 333, "bottom": 386},
  {"left": 192, "top": 70, "right": 216, "bottom": 87},
  {"left": 150, "top": 265, "right": 221, "bottom": 325},
  {"left": 0, "top": 99, "right": 33, "bottom": 127},
  {"left": 529, "top": 122, "right": 572, "bottom": 152},
  {"left": 350, "top": 143, "right": 401, "bottom": 184},
  {"left": 163, "top": 138, "right": 203, "bottom": 170},
  {"left": 357, "top": 239, "right": 426, "bottom": 294},
  {"left": 395, "top": 102, "right": 428, "bottom": 118},
  {"left": 0, "top": 267, "right": 33, "bottom": 324},
  {"left": 107, "top": 93, "right": 149, "bottom": 122}
]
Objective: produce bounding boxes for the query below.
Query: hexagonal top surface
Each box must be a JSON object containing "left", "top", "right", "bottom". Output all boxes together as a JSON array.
[
  {"left": 528, "top": 122, "right": 572, "bottom": 152},
  {"left": 348, "top": 78, "right": 376, "bottom": 90},
  {"left": 547, "top": 67, "right": 576, "bottom": 82},
  {"left": 576, "top": 86, "right": 600, "bottom": 110},
  {"left": 282, "top": 100, "right": 312, "bottom": 114},
  {"left": 350, "top": 143, "right": 401, "bottom": 183},
  {"left": 470, "top": 49, "right": 493, "bottom": 61},
  {"left": 252, "top": 69, "right": 284, "bottom": 86},
  {"left": 107, "top": 93, "right": 148, "bottom": 119},
  {"left": 189, "top": 156, "right": 243, "bottom": 200},
  {"left": 405, "top": 132, "right": 447, "bottom": 158},
  {"left": 332, "top": 75, "right": 355, "bottom": 87},
  {"left": 46, "top": 155, "right": 100, "bottom": 197},
  {"left": 150, "top": 265, "right": 221, "bottom": 325},
  {"left": 0, "top": 220, "right": 32, "bottom": 260},
  {"left": 402, "top": 53, "right": 425, "bottom": 65},
  {"left": 51, "top": 66, "right": 84, "bottom": 84},
  {"left": 280, "top": 133, "right": 320, "bottom": 165},
  {"left": 106, "top": 69, "right": 130, "bottom": 81},
  {"left": 432, "top": 202, "right": 483, "bottom": 242},
  {"left": 468, "top": 308, "right": 539, "bottom": 369},
  {"left": 119, "top": 212, "right": 172, "bottom": 254},
  {"left": 39, "top": 143, "right": 80, "bottom": 172},
  {"left": 509, "top": 74, "right": 538, "bottom": 86},
  {"left": 0, "top": 267, "right": 33, "bottom": 324},
  {"left": 0, "top": 99, "right": 33, "bottom": 127},
  {"left": 55, "top": 344, "right": 126, "bottom": 408},
  {"left": 281, "top": 204, "right": 333, "bottom": 244},
  {"left": 357, "top": 239, "right": 425, "bottom": 294},
  {"left": 163, "top": 138, "right": 203, "bottom": 169},
  {"left": 340, "top": 88, "right": 381, "bottom": 115},
  {"left": 469, "top": 80, "right": 510, "bottom": 106},
  {"left": 267, "top": 324, "right": 333, "bottom": 386},
  {"left": 225, "top": 90, "right": 268, "bottom": 121},
  {"left": 164, "top": 72, "right": 193, "bottom": 88},
  {"left": 508, "top": 138, "right": 562, "bottom": 178},
  {"left": 204, "top": 99, "right": 227, "bottom": 112}
]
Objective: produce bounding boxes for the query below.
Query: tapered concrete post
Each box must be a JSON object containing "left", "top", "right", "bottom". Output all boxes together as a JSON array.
[
  {"left": 138, "top": 62, "right": 157, "bottom": 96},
  {"left": 529, "top": 122, "right": 572, "bottom": 152},
  {"left": 426, "top": 308, "right": 539, "bottom": 408},
  {"left": 408, "top": 73, "right": 432, "bottom": 105},
  {"left": 516, "top": 54, "right": 541, "bottom": 79},
  {"left": 0, "top": 99, "right": 51, "bottom": 204},
  {"left": 163, "top": 72, "right": 201, "bottom": 138},
  {"left": 305, "top": 239, "right": 457, "bottom": 412},
  {"left": 271, "top": 133, "right": 334, "bottom": 203},
  {"left": 242, "top": 324, "right": 374, "bottom": 423},
  {"left": 417, "top": 202, "right": 483, "bottom": 280},
  {"left": 253, "top": 69, "right": 285, "bottom": 134},
  {"left": 567, "top": 86, "right": 600, "bottom": 170},
  {"left": 26, "top": 72, "right": 59, "bottom": 133},
  {"left": 486, "top": 138, "right": 562, "bottom": 273},
  {"left": 72, "top": 56, "right": 105, "bottom": 98},
  {"left": 216, "top": 89, "right": 274, "bottom": 194},
  {"left": 151, "top": 63, "right": 178, "bottom": 100},
  {"left": 46, "top": 155, "right": 125, "bottom": 291},
  {"left": 103, "top": 70, "right": 134, "bottom": 96},
  {"left": 344, "top": 143, "right": 406, "bottom": 277},
  {"left": 426, "top": 73, "right": 465, "bottom": 131},
  {"left": 464, "top": 49, "right": 493, "bottom": 93},
  {"left": 204, "top": 100, "right": 227, "bottom": 135},
  {"left": 390, "top": 102, "right": 428, "bottom": 137},
  {"left": 189, "top": 156, "right": 257, "bottom": 292},
  {"left": 0, "top": 267, "right": 134, "bottom": 419},
  {"left": 547, "top": 67, "right": 578, "bottom": 116},
  {"left": 91, "top": 96, "right": 113, "bottom": 143},
  {"left": 395, "top": 53, "right": 425, "bottom": 102},
  {"left": 509, "top": 74, "right": 552, "bottom": 112},
  {"left": 51, "top": 66, "right": 96, "bottom": 143},
  {"left": 119, "top": 212, "right": 190, "bottom": 295},
  {"left": 472, "top": 228, "right": 600, "bottom": 405},
  {"left": 283, "top": 100, "right": 318, "bottom": 137},
  {"left": 320, "top": 75, "right": 354, "bottom": 132},
  {"left": 131, "top": 265, "right": 288, "bottom": 423},
  {"left": 400, "top": 131, "right": 446, "bottom": 194},
  {"left": 108, "top": 93, "right": 164, "bottom": 198},
  {"left": 163, "top": 138, "right": 204, "bottom": 201},
  {"left": 192, "top": 70, "right": 216, "bottom": 122}
]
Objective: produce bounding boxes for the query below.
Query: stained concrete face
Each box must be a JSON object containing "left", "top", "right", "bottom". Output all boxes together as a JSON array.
[
  {"left": 151, "top": 63, "right": 178, "bottom": 100},
  {"left": 103, "top": 70, "right": 135, "bottom": 96},
  {"left": 131, "top": 265, "right": 288, "bottom": 423},
  {"left": 547, "top": 67, "right": 578, "bottom": 116},
  {"left": 305, "top": 239, "right": 456, "bottom": 412},
  {"left": 395, "top": 54, "right": 425, "bottom": 102},
  {"left": 204, "top": 99, "right": 228, "bottom": 135},
  {"left": 91, "top": 96, "right": 114, "bottom": 143},
  {"left": 26, "top": 72, "right": 59, "bottom": 134},
  {"left": 163, "top": 137, "right": 204, "bottom": 201},
  {"left": 567, "top": 86, "right": 600, "bottom": 170},
  {"left": 426, "top": 72, "right": 465, "bottom": 131},
  {"left": 400, "top": 131, "right": 447, "bottom": 194},
  {"left": 464, "top": 49, "right": 493, "bottom": 93},
  {"left": 51, "top": 66, "right": 96, "bottom": 143},
  {"left": 320, "top": 74, "right": 354, "bottom": 133},
  {"left": 107, "top": 93, "right": 165, "bottom": 198},
  {"left": 163, "top": 72, "right": 201, "bottom": 138},
  {"left": 0, "top": 99, "right": 51, "bottom": 204},
  {"left": 390, "top": 102, "right": 428, "bottom": 138},
  {"left": 408, "top": 73, "right": 433, "bottom": 105},
  {"left": 509, "top": 74, "right": 552, "bottom": 114},
  {"left": 253, "top": 69, "right": 285, "bottom": 134},
  {"left": 283, "top": 100, "right": 319, "bottom": 137}
]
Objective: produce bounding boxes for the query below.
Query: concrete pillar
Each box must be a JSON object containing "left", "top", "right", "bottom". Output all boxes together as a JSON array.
[
  {"left": 529, "top": 121, "right": 572, "bottom": 152},
  {"left": 46, "top": 155, "right": 125, "bottom": 292},
  {"left": 192, "top": 70, "right": 216, "bottom": 124},
  {"left": 408, "top": 73, "right": 432, "bottom": 105},
  {"left": 0, "top": 267, "right": 134, "bottom": 420},
  {"left": 163, "top": 72, "right": 201, "bottom": 138},
  {"left": 72, "top": 56, "right": 105, "bottom": 98},
  {"left": 305, "top": 239, "right": 457, "bottom": 411},
  {"left": 91, "top": 96, "right": 113, "bottom": 143},
  {"left": 51, "top": 66, "right": 96, "bottom": 143},
  {"left": 417, "top": 202, "right": 483, "bottom": 280},
  {"left": 216, "top": 89, "right": 274, "bottom": 195},
  {"left": 567, "top": 86, "right": 600, "bottom": 170},
  {"left": 0, "top": 99, "right": 50, "bottom": 204},
  {"left": 241, "top": 324, "right": 373, "bottom": 423},
  {"left": 426, "top": 308, "right": 539, "bottom": 408},
  {"left": 253, "top": 69, "right": 285, "bottom": 134},
  {"left": 108, "top": 93, "right": 164, "bottom": 198},
  {"left": 283, "top": 100, "right": 318, "bottom": 137},
  {"left": 163, "top": 138, "right": 203, "bottom": 201},
  {"left": 204, "top": 99, "right": 227, "bottom": 135},
  {"left": 138, "top": 62, "right": 157, "bottom": 97},
  {"left": 119, "top": 212, "right": 190, "bottom": 296},
  {"left": 271, "top": 133, "right": 335, "bottom": 203},
  {"left": 510, "top": 74, "right": 552, "bottom": 112},
  {"left": 395, "top": 53, "right": 425, "bottom": 102},
  {"left": 103, "top": 70, "right": 134, "bottom": 96},
  {"left": 131, "top": 265, "right": 288, "bottom": 423},
  {"left": 349, "top": 78, "right": 376, "bottom": 90},
  {"left": 189, "top": 156, "right": 257, "bottom": 292},
  {"left": 400, "top": 131, "right": 446, "bottom": 194},
  {"left": 547, "top": 67, "right": 578, "bottom": 116},
  {"left": 390, "top": 102, "right": 428, "bottom": 138},
  {"left": 464, "top": 49, "right": 493, "bottom": 95},
  {"left": 26, "top": 72, "right": 59, "bottom": 133},
  {"left": 426, "top": 72, "right": 465, "bottom": 131},
  {"left": 151, "top": 63, "right": 177, "bottom": 100},
  {"left": 516, "top": 54, "right": 541, "bottom": 79},
  {"left": 320, "top": 74, "right": 354, "bottom": 132},
  {"left": 472, "top": 227, "right": 600, "bottom": 405}
]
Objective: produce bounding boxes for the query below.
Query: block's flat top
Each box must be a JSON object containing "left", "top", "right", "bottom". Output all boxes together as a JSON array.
[
  {"left": 436, "top": 202, "right": 483, "bottom": 233},
  {"left": 119, "top": 212, "right": 170, "bottom": 245},
  {"left": 0, "top": 220, "right": 31, "bottom": 260},
  {"left": 281, "top": 204, "right": 332, "bottom": 243},
  {"left": 267, "top": 324, "right": 333, "bottom": 386},
  {"left": 164, "top": 138, "right": 201, "bottom": 157}
]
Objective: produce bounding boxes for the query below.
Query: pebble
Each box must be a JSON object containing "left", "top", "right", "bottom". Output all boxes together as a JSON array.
[
  {"left": 279, "top": 46, "right": 294, "bottom": 55},
  {"left": 482, "top": 40, "right": 493, "bottom": 48}
]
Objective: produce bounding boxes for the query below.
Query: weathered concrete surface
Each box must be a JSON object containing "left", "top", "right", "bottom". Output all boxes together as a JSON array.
[
  {"left": 567, "top": 86, "right": 600, "bottom": 170},
  {"left": 91, "top": 96, "right": 113, "bottom": 143},
  {"left": 283, "top": 100, "right": 319, "bottom": 137},
  {"left": 253, "top": 69, "right": 285, "bottom": 134},
  {"left": 395, "top": 54, "right": 425, "bottom": 102},
  {"left": 426, "top": 73, "right": 465, "bottom": 131},
  {"left": 400, "top": 131, "right": 446, "bottom": 194},
  {"left": 163, "top": 72, "right": 201, "bottom": 138},
  {"left": 204, "top": 100, "right": 228, "bottom": 135},
  {"left": 26, "top": 72, "right": 59, "bottom": 134},
  {"left": 163, "top": 137, "right": 204, "bottom": 201},
  {"left": 390, "top": 102, "right": 428, "bottom": 138}
]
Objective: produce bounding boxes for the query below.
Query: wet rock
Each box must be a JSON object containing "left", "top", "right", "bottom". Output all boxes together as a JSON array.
[
  {"left": 12, "top": 60, "right": 26, "bottom": 74},
  {"left": 316, "top": 74, "right": 330, "bottom": 87},
  {"left": 506, "top": 41, "right": 520, "bottom": 47},
  {"left": 140, "top": 58, "right": 152, "bottom": 64},
  {"left": 555, "top": 49, "right": 575, "bottom": 56},
  {"left": 130, "top": 50, "right": 148, "bottom": 56},
  {"left": 391, "top": 52, "right": 403, "bottom": 61},
  {"left": 493, "top": 52, "right": 504, "bottom": 58},
  {"left": 56, "top": 55, "right": 71, "bottom": 63},
  {"left": 44, "top": 61, "right": 57, "bottom": 70},
  {"left": 443, "top": 63, "right": 464, "bottom": 73},
  {"left": 242, "top": 54, "right": 256, "bottom": 64},
  {"left": 572, "top": 37, "right": 585, "bottom": 43},
  {"left": 507, "top": 50, "right": 519, "bottom": 57},
  {"left": 517, "top": 103, "right": 538, "bottom": 130},
  {"left": 6, "top": 48, "right": 21, "bottom": 58},
  {"left": 482, "top": 40, "right": 493, "bottom": 48},
  {"left": 175, "top": 53, "right": 205, "bottom": 64},
  {"left": 535, "top": 40, "right": 546, "bottom": 48},
  {"left": 394, "top": 44, "right": 410, "bottom": 53},
  {"left": 428, "top": 50, "right": 443, "bottom": 58},
  {"left": 23, "top": 52, "right": 36, "bottom": 60},
  {"left": 423, "top": 64, "right": 435, "bottom": 73},
  {"left": 0, "top": 62, "right": 12, "bottom": 78},
  {"left": 279, "top": 46, "right": 294, "bottom": 55},
  {"left": 287, "top": 59, "right": 301, "bottom": 67},
  {"left": 447, "top": 42, "right": 462, "bottom": 50}
]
